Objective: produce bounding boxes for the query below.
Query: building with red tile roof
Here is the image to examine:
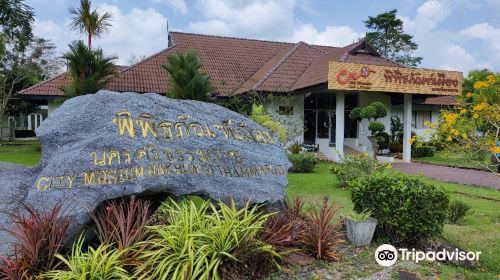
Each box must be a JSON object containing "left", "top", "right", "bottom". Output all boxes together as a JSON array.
[{"left": 15, "top": 31, "right": 461, "bottom": 161}]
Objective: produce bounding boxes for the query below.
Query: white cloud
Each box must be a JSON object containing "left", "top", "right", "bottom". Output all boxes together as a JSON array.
[
  {"left": 189, "top": 0, "right": 360, "bottom": 47},
  {"left": 288, "top": 24, "right": 360, "bottom": 47},
  {"left": 460, "top": 22, "right": 500, "bottom": 63},
  {"left": 397, "top": 0, "right": 494, "bottom": 73},
  {"left": 189, "top": 0, "right": 297, "bottom": 39},
  {"left": 153, "top": 0, "right": 188, "bottom": 14},
  {"left": 439, "top": 44, "right": 490, "bottom": 71},
  {"left": 33, "top": 5, "right": 169, "bottom": 65}
]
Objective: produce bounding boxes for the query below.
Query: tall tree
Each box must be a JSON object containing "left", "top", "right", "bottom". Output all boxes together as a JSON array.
[
  {"left": 61, "top": 40, "right": 116, "bottom": 99},
  {"left": 0, "top": 0, "right": 34, "bottom": 51},
  {"left": 68, "top": 0, "right": 112, "bottom": 49},
  {"left": 364, "top": 9, "right": 422, "bottom": 67},
  {"left": 0, "top": 37, "right": 56, "bottom": 122},
  {"left": 162, "top": 50, "right": 212, "bottom": 101}
]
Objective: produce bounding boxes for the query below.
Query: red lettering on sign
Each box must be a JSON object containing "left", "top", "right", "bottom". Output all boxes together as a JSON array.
[{"left": 336, "top": 67, "right": 376, "bottom": 84}]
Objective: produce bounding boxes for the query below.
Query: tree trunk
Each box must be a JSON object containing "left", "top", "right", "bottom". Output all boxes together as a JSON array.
[
  {"left": 368, "top": 136, "right": 379, "bottom": 160},
  {"left": 88, "top": 33, "right": 92, "bottom": 49}
]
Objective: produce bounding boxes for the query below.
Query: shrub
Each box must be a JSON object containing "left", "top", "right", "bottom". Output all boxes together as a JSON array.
[
  {"left": 349, "top": 173, "right": 449, "bottom": 245},
  {"left": 288, "top": 154, "right": 317, "bottom": 173},
  {"left": 368, "top": 121, "right": 385, "bottom": 135},
  {"left": 44, "top": 237, "right": 130, "bottom": 280},
  {"left": 388, "top": 142, "right": 403, "bottom": 153},
  {"left": 0, "top": 203, "right": 70, "bottom": 278},
  {"left": 376, "top": 131, "right": 390, "bottom": 151},
  {"left": 299, "top": 197, "right": 344, "bottom": 261},
  {"left": 135, "top": 199, "right": 279, "bottom": 280},
  {"left": 287, "top": 140, "right": 302, "bottom": 154},
  {"left": 330, "top": 154, "right": 387, "bottom": 187},
  {"left": 91, "top": 196, "right": 152, "bottom": 250},
  {"left": 447, "top": 200, "right": 471, "bottom": 224},
  {"left": 412, "top": 146, "right": 435, "bottom": 158}
]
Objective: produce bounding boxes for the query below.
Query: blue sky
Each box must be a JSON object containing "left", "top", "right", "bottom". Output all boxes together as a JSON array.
[{"left": 28, "top": 0, "right": 500, "bottom": 73}]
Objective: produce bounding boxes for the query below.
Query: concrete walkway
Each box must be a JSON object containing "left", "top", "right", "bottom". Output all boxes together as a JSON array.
[{"left": 392, "top": 161, "right": 500, "bottom": 190}]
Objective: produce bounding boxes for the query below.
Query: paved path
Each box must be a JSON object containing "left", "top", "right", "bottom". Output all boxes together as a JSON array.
[{"left": 392, "top": 162, "right": 500, "bottom": 190}]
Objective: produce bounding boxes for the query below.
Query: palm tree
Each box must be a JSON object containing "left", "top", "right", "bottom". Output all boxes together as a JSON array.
[
  {"left": 60, "top": 40, "right": 116, "bottom": 99},
  {"left": 162, "top": 50, "right": 212, "bottom": 101},
  {"left": 68, "top": 0, "right": 112, "bottom": 49}
]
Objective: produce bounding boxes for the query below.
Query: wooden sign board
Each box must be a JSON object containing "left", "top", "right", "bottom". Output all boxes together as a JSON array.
[{"left": 328, "top": 61, "right": 462, "bottom": 95}]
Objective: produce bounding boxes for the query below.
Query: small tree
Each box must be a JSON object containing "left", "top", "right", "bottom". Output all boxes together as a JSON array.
[
  {"left": 60, "top": 40, "right": 116, "bottom": 99},
  {"left": 438, "top": 72, "right": 499, "bottom": 174},
  {"left": 349, "top": 102, "right": 387, "bottom": 158},
  {"left": 162, "top": 50, "right": 212, "bottom": 101}
]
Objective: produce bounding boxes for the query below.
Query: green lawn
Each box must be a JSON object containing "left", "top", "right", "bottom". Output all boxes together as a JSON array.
[
  {"left": 0, "top": 140, "right": 41, "bottom": 166},
  {"left": 413, "top": 150, "right": 491, "bottom": 170},
  {"left": 288, "top": 162, "right": 500, "bottom": 279}
]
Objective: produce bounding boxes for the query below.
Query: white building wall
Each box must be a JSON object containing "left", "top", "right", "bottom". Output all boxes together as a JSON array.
[
  {"left": 391, "top": 104, "right": 442, "bottom": 141},
  {"left": 266, "top": 94, "right": 305, "bottom": 145},
  {"left": 357, "top": 92, "right": 392, "bottom": 152}
]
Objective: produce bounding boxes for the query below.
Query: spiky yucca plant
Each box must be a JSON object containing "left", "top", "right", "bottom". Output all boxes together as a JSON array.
[
  {"left": 44, "top": 237, "right": 130, "bottom": 280},
  {"left": 135, "top": 199, "right": 278, "bottom": 280}
]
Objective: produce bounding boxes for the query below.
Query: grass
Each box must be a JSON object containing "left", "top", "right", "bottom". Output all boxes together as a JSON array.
[
  {"left": 413, "top": 150, "right": 490, "bottom": 170},
  {"left": 288, "top": 162, "right": 500, "bottom": 279},
  {"left": 0, "top": 140, "right": 41, "bottom": 166}
]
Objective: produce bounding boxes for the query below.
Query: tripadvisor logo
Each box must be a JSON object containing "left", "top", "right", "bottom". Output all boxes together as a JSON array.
[{"left": 374, "top": 244, "right": 481, "bottom": 267}]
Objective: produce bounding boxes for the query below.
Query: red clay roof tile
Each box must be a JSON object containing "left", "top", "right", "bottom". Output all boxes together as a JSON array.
[{"left": 18, "top": 32, "right": 405, "bottom": 98}]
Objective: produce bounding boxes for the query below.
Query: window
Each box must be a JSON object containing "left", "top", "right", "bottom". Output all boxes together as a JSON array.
[
  {"left": 413, "top": 111, "right": 432, "bottom": 129},
  {"left": 278, "top": 105, "right": 293, "bottom": 115}
]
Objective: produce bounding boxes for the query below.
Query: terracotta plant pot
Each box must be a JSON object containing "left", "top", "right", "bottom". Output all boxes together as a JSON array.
[{"left": 346, "top": 217, "right": 377, "bottom": 247}]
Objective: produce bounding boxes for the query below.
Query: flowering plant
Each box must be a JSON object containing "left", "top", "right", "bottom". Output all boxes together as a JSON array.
[{"left": 438, "top": 72, "right": 499, "bottom": 173}]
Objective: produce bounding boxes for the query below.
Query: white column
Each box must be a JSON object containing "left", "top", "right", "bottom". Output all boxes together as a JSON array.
[
  {"left": 335, "top": 92, "right": 345, "bottom": 161},
  {"left": 34, "top": 114, "right": 38, "bottom": 129},
  {"left": 27, "top": 114, "right": 32, "bottom": 130},
  {"left": 403, "top": 93, "right": 412, "bottom": 162}
]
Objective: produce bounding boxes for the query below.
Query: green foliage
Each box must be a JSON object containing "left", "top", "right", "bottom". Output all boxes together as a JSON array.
[
  {"left": 162, "top": 50, "right": 213, "bottom": 101},
  {"left": 348, "top": 107, "right": 362, "bottom": 121},
  {"left": 288, "top": 153, "right": 317, "bottom": 173},
  {"left": 368, "top": 121, "right": 385, "bottom": 135},
  {"left": 347, "top": 209, "right": 372, "bottom": 222},
  {"left": 447, "top": 200, "right": 471, "bottom": 224},
  {"left": 376, "top": 131, "right": 390, "bottom": 150},
  {"left": 390, "top": 116, "right": 404, "bottom": 143},
  {"left": 462, "top": 69, "right": 493, "bottom": 96},
  {"left": 44, "top": 237, "right": 130, "bottom": 280},
  {"left": 412, "top": 146, "right": 435, "bottom": 158},
  {"left": 61, "top": 40, "right": 116, "bottom": 99},
  {"left": 330, "top": 154, "right": 387, "bottom": 187},
  {"left": 359, "top": 105, "right": 376, "bottom": 120},
  {"left": 349, "top": 173, "right": 449, "bottom": 245},
  {"left": 68, "top": 0, "right": 112, "bottom": 48},
  {"left": 364, "top": 9, "right": 422, "bottom": 67},
  {"left": 0, "top": 0, "right": 34, "bottom": 51},
  {"left": 135, "top": 199, "right": 278, "bottom": 280},
  {"left": 287, "top": 140, "right": 302, "bottom": 154},
  {"left": 250, "top": 104, "right": 288, "bottom": 144}
]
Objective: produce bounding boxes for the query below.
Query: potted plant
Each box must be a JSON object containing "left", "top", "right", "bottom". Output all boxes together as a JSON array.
[{"left": 346, "top": 209, "right": 377, "bottom": 247}]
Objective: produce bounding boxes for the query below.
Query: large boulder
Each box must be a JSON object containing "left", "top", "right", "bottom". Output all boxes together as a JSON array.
[{"left": 0, "top": 90, "right": 291, "bottom": 257}]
